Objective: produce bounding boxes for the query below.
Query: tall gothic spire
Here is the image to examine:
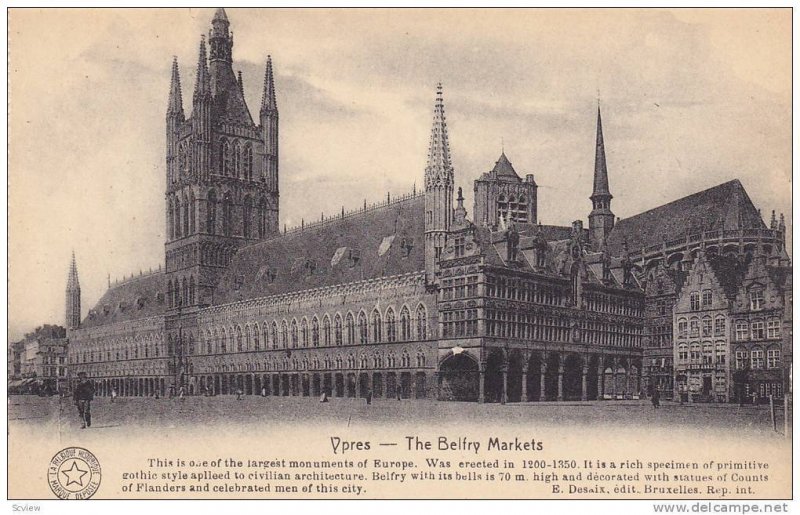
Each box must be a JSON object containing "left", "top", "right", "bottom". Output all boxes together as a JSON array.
[
  {"left": 260, "top": 56, "right": 278, "bottom": 114},
  {"left": 592, "top": 105, "right": 611, "bottom": 200},
  {"left": 193, "top": 36, "right": 211, "bottom": 100},
  {"left": 425, "top": 83, "right": 453, "bottom": 185},
  {"left": 167, "top": 56, "right": 184, "bottom": 119},
  {"left": 65, "top": 251, "right": 81, "bottom": 330}
]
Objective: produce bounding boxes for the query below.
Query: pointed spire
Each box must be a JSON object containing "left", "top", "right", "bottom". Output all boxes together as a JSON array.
[
  {"left": 237, "top": 70, "right": 244, "bottom": 97},
  {"left": 592, "top": 105, "right": 611, "bottom": 199},
  {"left": 193, "top": 36, "right": 210, "bottom": 100},
  {"left": 213, "top": 7, "right": 229, "bottom": 23},
  {"left": 425, "top": 83, "right": 453, "bottom": 182},
  {"left": 167, "top": 56, "right": 184, "bottom": 119},
  {"left": 67, "top": 251, "right": 80, "bottom": 290},
  {"left": 260, "top": 56, "right": 278, "bottom": 114}
]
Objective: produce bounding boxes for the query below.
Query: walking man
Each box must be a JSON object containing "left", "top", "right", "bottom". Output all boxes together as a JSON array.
[
  {"left": 73, "top": 372, "right": 95, "bottom": 429},
  {"left": 110, "top": 387, "right": 117, "bottom": 403}
]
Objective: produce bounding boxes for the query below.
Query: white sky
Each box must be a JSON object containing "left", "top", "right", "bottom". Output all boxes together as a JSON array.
[{"left": 8, "top": 8, "right": 792, "bottom": 341}]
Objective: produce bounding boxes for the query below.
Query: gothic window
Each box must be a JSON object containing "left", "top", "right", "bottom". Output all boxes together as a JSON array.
[
  {"left": 222, "top": 139, "right": 233, "bottom": 176},
  {"left": 372, "top": 309, "right": 382, "bottom": 343},
  {"left": 181, "top": 277, "right": 187, "bottom": 306},
  {"left": 168, "top": 197, "right": 175, "bottom": 240},
  {"left": 416, "top": 304, "right": 428, "bottom": 340},
  {"left": 291, "top": 319, "right": 298, "bottom": 348},
  {"left": 252, "top": 323, "right": 260, "bottom": 350},
  {"left": 244, "top": 144, "right": 253, "bottom": 181},
  {"left": 346, "top": 312, "right": 356, "bottom": 345},
  {"left": 236, "top": 326, "right": 243, "bottom": 352},
  {"left": 174, "top": 196, "right": 182, "bottom": 238},
  {"left": 301, "top": 318, "right": 309, "bottom": 347},
  {"left": 189, "top": 275, "right": 195, "bottom": 305},
  {"left": 258, "top": 197, "right": 267, "bottom": 238},
  {"left": 183, "top": 193, "right": 189, "bottom": 236},
  {"left": 358, "top": 311, "right": 368, "bottom": 344},
  {"left": 244, "top": 325, "right": 252, "bottom": 351},
  {"left": 232, "top": 140, "right": 241, "bottom": 178},
  {"left": 400, "top": 306, "right": 411, "bottom": 341},
  {"left": 334, "top": 314, "right": 343, "bottom": 346},
  {"left": 271, "top": 322, "right": 278, "bottom": 349},
  {"left": 167, "top": 280, "right": 173, "bottom": 308},
  {"left": 243, "top": 196, "right": 252, "bottom": 239},
  {"left": 222, "top": 192, "right": 233, "bottom": 236},
  {"left": 207, "top": 190, "right": 217, "bottom": 234},
  {"left": 385, "top": 308, "right": 396, "bottom": 342},
  {"left": 312, "top": 317, "right": 320, "bottom": 347},
  {"left": 189, "top": 191, "right": 195, "bottom": 234},
  {"left": 220, "top": 328, "right": 227, "bottom": 353},
  {"left": 323, "top": 316, "right": 331, "bottom": 346},
  {"left": 281, "top": 320, "right": 288, "bottom": 348}
]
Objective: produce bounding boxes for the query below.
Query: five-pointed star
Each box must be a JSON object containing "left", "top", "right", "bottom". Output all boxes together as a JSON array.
[{"left": 61, "top": 461, "right": 88, "bottom": 487}]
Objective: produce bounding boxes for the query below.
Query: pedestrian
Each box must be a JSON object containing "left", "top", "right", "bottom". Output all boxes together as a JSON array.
[
  {"left": 178, "top": 385, "right": 185, "bottom": 401},
  {"left": 366, "top": 388, "right": 372, "bottom": 405},
  {"left": 261, "top": 386, "right": 267, "bottom": 397},
  {"left": 73, "top": 372, "right": 95, "bottom": 429},
  {"left": 110, "top": 388, "right": 117, "bottom": 403},
  {"left": 236, "top": 388, "right": 243, "bottom": 400},
  {"left": 651, "top": 389, "right": 660, "bottom": 409},
  {"left": 320, "top": 392, "right": 329, "bottom": 403},
  {"left": 396, "top": 388, "right": 402, "bottom": 401},
  {"left": 155, "top": 389, "right": 160, "bottom": 399}
]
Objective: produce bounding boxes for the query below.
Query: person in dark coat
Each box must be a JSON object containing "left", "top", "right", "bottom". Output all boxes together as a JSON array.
[
  {"left": 366, "top": 388, "right": 373, "bottom": 405},
  {"left": 651, "top": 389, "right": 661, "bottom": 409},
  {"left": 73, "top": 372, "right": 95, "bottom": 429}
]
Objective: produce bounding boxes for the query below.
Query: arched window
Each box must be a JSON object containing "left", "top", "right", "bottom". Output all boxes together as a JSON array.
[
  {"left": 258, "top": 197, "right": 267, "bottom": 238},
  {"left": 244, "top": 325, "right": 251, "bottom": 351},
  {"left": 244, "top": 144, "right": 253, "bottom": 180},
  {"left": 400, "top": 306, "right": 411, "bottom": 341},
  {"left": 334, "top": 314, "right": 343, "bottom": 346},
  {"left": 253, "top": 323, "right": 260, "bottom": 350},
  {"left": 243, "top": 196, "right": 252, "bottom": 239},
  {"left": 323, "top": 316, "right": 331, "bottom": 347},
  {"left": 346, "top": 313, "right": 356, "bottom": 345},
  {"left": 311, "top": 317, "right": 320, "bottom": 347},
  {"left": 385, "top": 308, "right": 396, "bottom": 342},
  {"left": 714, "top": 315, "right": 726, "bottom": 337},
  {"left": 290, "top": 319, "right": 298, "bottom": 348},
  {"left": 372, "top": 309, "right": 382, "bottom": 343},
  {"left": 358, "top": 311, "right": 368, "bottom": 344},
  {"left": 220, "top": 328, "right": 227, "bottom": 353},
  {"left": 207, "top": 190, "right": 217, "bottom": 234},
  {"left": 181, "top": 277, "right": 187, "bottom": 306},
  {"left": 232, "top": 140, "right": 241, "bottom": 178},
  {"left": 182, "top": 193, "right": 189, "bottom": 236},
  {"left": 416, "top": 304, "right": 428, "bottom": 340},
  {"left": 206, "top": 330, "right": 213, "bottom": 354},
  {"left": 168, "top": 197, "right": 175, "bottom": 240},
  {"left": 222, "top": 192, "right": 233, "bottom": 236},
  {"left": 221, "top": 139, "right": 232, "bottom": 176},
  {"left": 189, "top": 275, "right": 195, "bottom": 305},
  {"left": 281, "top": 320, "right": 288, "bottom": 348},
  {"left": 188, "top": 191, "right": 195, "bottom": 234},
  {"left": 271, "top": 322, "right": 278, "bottom": 349},
  {"left": 167, "top": 280, "right": 173, "bottom": 308},
  {"left": 301, "top": 318, "right": 309, "bottom": 347},
  {"left": 174, "top": 196, "right": 182, "bottom": 238}
]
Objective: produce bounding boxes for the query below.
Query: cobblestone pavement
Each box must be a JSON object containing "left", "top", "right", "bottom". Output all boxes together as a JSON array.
[{"left": 9, "top": 394, "right": 791, "bottom": 441}]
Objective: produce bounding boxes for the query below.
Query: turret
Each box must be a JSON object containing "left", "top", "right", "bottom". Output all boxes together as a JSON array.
[
  {"left": 424, "top": 83, "right": 455, "bottom": 284},
  {"left": 166, "top": 56, "right": 184, "bottom": 186},
  {"left": 65, "top": 251, "right": 81, "bottom": 330},
  {"left": 588, "top": 105, "right": 615, "bottom": 248},
  {"left": 192, "top": 36, "right": 212, "bottom": 182}
]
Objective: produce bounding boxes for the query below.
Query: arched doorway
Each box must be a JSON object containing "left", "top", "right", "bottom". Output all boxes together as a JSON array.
[
  {"left": 507, "top": 351, "right": 524, "bottom": 402},
  {"left": 400, "top": 372, "right": 411, "bottom": 399},
  {"left": 484, "top": 349, "right": 505, "bottom": 403},
  {"left": 545, "top": 353, "right": 560, "bottom": 401},
  {"left": 346, "top": 373, "right": 356, "bottom": 397},
  {"left": 386, "top": 372, "right": 397, "bottom": 399},
  {"left": 372, "top": 373, "right": 383, "bottom": 398},
  {"left": 334, "top": 373, "right": 344, "bottom": 397},
  {"left": 563, "top": 354, "right": 583, "bottom": 401},
  {"left": 587, "top": 355, "right": 599, "bottom": 400},
  {"left": 438, "top": 353, "right": 479, "bottom": 401},
  {"left": 312, "top": 374, "right": 321, "bottom": 397},
  {"left": 415, "top": 372, "right": 427, "bottom": 399},
  {"left": 323, "top": 373, "right": 332, "bottom": 397},
  {"left": 359, "top": 373, "right": 370, "bottom": 398},
  {"left": 302, "top": 374, "right": 310, "bottom": 396},
  {"left": 526, "top": 353, "right": 542, "bottom": 401}
]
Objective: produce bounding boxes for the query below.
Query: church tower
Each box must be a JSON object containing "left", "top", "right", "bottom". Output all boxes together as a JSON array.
[
  {"left": 588, "top": 105, "right": 615, "bottom": 249},
  {"left": 164, "top": 8, "right": 279, "bottom": 386},
  {"left": 424, "top": 84, "right": 454, "bottom": 284},
  {"left": 65, "top": 251, "right": 81, "bottom": 330}
]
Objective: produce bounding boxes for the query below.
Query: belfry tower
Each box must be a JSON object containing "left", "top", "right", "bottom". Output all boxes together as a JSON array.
[
  {"left": 65, "top": 251, "right": 81, "bottom": 330},
  {"left": 424, "top": 84, "right": 455, "bottom": 284},
  {"left": 164, "top": 8, "right": 279, "bottom": 387},
  {"left": 588, "top": 105, "right": 615, "bottom": 248}
]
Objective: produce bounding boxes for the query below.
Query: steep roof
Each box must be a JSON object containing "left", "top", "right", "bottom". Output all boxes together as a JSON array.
[
  {"left": 81, "top": 272, "right": 166, "bottom": 329},
  {"left": 707, "top": 254, "right": 747, "bottom": 299},
  {"left": 606, "top": 180, "right": 765, "bottom": 255},
  {"left": 492, "top": 152, "right": 519, "bottom": 179},
  {"left": 213, "top": 194, "right": 426, "bottom": 305},
  {"left": 211, "top": 65, "right": 254, "bottom": 126}
]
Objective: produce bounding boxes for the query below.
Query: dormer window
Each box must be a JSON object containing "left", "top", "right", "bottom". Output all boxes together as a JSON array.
[{"left": 749, "top": 289, "right": 765, "bottom": 311}]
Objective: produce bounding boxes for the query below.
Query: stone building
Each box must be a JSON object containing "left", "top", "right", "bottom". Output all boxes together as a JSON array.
[
  {"left": 65, "top": 8, "right": 790, "bottom": 404},
  {"left": 9, "top": 325, "right": 68, "bottom": 394}
]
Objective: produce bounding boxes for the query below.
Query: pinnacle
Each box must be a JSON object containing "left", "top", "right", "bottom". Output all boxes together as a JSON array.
[{"left": 260, "top": 55, "right": 277, "bottom": 113}]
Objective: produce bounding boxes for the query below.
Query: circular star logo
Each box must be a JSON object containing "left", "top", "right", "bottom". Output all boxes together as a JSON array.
[{"left": 48, "top": 447, "right": 101, "bottom": 499}]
